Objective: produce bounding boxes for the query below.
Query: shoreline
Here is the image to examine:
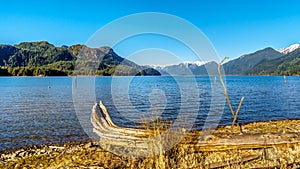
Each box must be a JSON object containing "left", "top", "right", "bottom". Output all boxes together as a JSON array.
[
  {"left": 1, "top": 118, "right": 300, "bottom": 153},
  {"left": 2, "top": 118, "right": 300, "bottom": 168},
  {"left": 1, "top": 75, "right": 300, "bottom": 77}
]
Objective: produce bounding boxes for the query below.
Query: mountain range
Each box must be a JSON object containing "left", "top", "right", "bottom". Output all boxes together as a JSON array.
[
  {"left": 151, "top": 61, "right": 219, "bottom": 76},
  {"left": 150, "top": 44, "right": 300, "bottom": 76},
  {"left": 223, "top": 44, "right": 300, "bottom": 75},
  {"left": 0, "top": 41, "right": 160, "bottom": 76},
  {"left": 1, "top": 41, "right": 299, "bottom": 76},
  {"left": 247, "top": 46, "right": 300, "bottom": 75}
]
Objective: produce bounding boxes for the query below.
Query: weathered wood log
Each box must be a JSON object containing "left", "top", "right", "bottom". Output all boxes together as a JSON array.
[
  {"left": 91, "top": 101, "right": 300, "bottom": 152},
  {"left": 91, "top": 101, "right": 156, "bottom": 139},
  {"left": 185, "top": 132, "right": 300, "bottom": 152},
  {"left": 91, "top": 101, "right": 163, "bottom": 155}
]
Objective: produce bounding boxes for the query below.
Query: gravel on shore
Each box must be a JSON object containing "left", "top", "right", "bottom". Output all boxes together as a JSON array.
[{"left": 2, "top": 119, "right": 300, "bottom": 168}]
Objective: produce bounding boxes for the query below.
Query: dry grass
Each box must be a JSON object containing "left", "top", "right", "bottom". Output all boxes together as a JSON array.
[{"left": 2, "top": 119, "right": 300, "bottom": 168}]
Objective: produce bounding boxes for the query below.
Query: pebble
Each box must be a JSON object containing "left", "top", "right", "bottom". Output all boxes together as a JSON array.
[
  {"left": 18, "top": 151, "right": 27, "bottom": 158},
  {"left": 84, "top": 142, "right": 93, "bottom": 149}
]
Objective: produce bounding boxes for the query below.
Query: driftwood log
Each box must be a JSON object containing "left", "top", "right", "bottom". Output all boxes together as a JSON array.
[{"left": 91, "top": 101, "right": 300, "bottom": 153}]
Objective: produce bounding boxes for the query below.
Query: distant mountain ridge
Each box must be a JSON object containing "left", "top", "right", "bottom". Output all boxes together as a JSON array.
[
  {"left": 222, "top": 44, "right": 300, "bottom": 76},
  {"left": 150, "top": 61, "right": 219, "bottom": 76},
  {"left": 249, "top": 48, "right": 300, "bottom": 75},
  {"left": 0, "top": 41, "right": 160, "bottom": 76},
  {"left": 155, "top": 44, "right": 300, "bottom": 76},
  {"left": 223, "top": 47, "right": 283, "bottom": 75}
]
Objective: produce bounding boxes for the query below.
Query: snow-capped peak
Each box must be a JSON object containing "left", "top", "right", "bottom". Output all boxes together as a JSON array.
[
  {"left": 181, "top": 61, "right": 209, "bottom": 67},
  {"left": 148, "top": 61, "right": 209, "bottom": 69},
  {"left": 279, "top": 44, "right": 300, "bottom": 54}
]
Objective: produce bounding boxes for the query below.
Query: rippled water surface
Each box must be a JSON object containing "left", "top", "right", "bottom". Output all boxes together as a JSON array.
[{"left": 0, "top": 76, "right": 299, "bottom": 150}]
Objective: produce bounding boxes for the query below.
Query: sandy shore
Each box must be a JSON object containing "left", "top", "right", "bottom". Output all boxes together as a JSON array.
[{"left": 1, "top": 119, "right": 300, "bottom": 168}]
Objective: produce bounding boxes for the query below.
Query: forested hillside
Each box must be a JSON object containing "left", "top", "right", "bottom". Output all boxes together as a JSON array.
[{"left": 0, "top": 41, "right": 160, "bottom": 76}]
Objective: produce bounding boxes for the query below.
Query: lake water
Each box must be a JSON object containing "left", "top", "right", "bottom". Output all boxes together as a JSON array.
[{"left": 0, "top": 76, "right": 299, "bottom": 150}]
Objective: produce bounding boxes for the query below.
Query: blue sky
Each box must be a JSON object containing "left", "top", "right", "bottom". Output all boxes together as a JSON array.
[{"left": 1, "top": 0, "right": 300, "bottom": 64}]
